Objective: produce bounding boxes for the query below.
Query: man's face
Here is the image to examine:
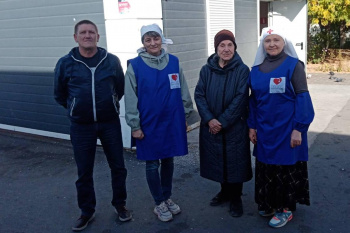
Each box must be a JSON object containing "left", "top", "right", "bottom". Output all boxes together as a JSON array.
[{"left": 74, "top": 24, "right": 99, "bottom": 50}]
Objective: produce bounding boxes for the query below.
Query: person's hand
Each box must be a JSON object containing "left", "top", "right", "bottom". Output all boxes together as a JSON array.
[
  {"left": 290, "top": 129, "right": 302, "bottom": 148},
  {"left": 208, "top": 119, "right": 222, "bottom": 134},
  {"left": 132, "top": 129, "right": 144, "bottom": 140},
  {"left": 249, "top": 128, "right": 257, "bottom": 144}
]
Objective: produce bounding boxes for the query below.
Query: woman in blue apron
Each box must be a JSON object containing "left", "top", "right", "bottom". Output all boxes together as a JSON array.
[
  {"left": 124, "top": 24, "right": 193, "bottom": 222},
  {"left": 248, "top": 27, "right": 314, "bottom": 228}
]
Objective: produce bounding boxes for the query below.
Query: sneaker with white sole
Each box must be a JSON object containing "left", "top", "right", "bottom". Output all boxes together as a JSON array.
[
  {"left": 269, "top": 209, "right": 293, "bottom": 228},
  {"left": 165, "top": 199, "right": 181, "bottom": 215},
  {"left": 154, "top": 202, "right": 173, "bottom": 222}
]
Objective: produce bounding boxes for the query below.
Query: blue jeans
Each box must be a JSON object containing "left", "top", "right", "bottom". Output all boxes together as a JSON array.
[
  {"left": 146, "top": 158, "right": 174, "bottom": 205},
  {"left": 70, "top": 119, "right": 127, "bottom": 217}
]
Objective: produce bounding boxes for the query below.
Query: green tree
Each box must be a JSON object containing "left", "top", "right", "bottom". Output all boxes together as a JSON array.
[{"left": 308, "top": 0, "right": 350, "bottom": 48}]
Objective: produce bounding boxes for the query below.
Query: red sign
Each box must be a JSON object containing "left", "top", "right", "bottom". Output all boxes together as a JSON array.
[{"left": 118, "top": 1, "right": 130, "bottom": 14}]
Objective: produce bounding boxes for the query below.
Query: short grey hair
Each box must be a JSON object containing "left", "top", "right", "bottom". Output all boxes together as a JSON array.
[{"left": 142, "top": 31, "right": 161, "bottom": 43}]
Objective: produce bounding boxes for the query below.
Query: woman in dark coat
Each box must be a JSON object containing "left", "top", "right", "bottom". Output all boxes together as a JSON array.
[{"left": 194, "top": 30, "right": 252, "bottom": 217}]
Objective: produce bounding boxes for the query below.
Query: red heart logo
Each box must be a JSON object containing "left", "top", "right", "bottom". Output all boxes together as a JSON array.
[
  {"left": 273, "top": 78, "right": 282, "bottom": 85},
  {"left": 172, "top": 74, "right": 177, "bottom": 81}
]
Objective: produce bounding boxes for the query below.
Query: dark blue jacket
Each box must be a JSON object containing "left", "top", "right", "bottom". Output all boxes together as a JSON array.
[
  {"left": 195, "top": 53, "right": 252, "bottom": 183},
  {"left": 54, "top": 47, "right": 124, "bottom": 123}
]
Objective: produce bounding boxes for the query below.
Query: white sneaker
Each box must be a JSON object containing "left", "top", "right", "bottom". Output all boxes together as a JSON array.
[
  {"left": 165, "top": 199, "right": 181, "bottom": 215},
  {"left": 153, "top": 202, "right": 173, "bottom": 222}
]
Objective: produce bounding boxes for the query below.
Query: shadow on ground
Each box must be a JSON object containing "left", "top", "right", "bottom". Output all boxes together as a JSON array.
[{"left": 0, "top": 125, "right": 349, "bottom": 233}]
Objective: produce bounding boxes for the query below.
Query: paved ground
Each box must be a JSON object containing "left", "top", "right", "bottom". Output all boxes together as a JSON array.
[{"left": 0, "top": 73, "right": 349, "bottom": 233}]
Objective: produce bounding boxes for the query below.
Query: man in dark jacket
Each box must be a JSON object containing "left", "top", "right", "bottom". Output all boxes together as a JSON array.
[{"left": 54, "top": 20, "right": 131, "bottom": 231}]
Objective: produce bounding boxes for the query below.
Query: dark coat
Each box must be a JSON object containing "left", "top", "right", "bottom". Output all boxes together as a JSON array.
[
  {"left": 54, "top": 47, "right": 124, "bottom": 123},
  {"left": 194, "top": 53, "right": 252, "bottom": 183}
]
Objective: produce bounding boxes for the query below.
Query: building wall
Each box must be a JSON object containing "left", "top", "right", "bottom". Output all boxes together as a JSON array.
[
  {"left": 234, "top": 0, "right": 258, "bottom": 67},
  {"left": 0, "top": 0, "right": 260, "bottom": 141},
  {"left": 162, "top": 0, "right": 207, "bottom": 97},
  {"left": 0, "top": 0, "right": 107, "bottom": 73},
  {"left": 0, "top": 0, "right": 106, "bottom": 136}
]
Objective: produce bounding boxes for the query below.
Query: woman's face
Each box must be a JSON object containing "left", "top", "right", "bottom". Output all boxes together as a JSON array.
[
  {"left": 143, "top": 35, "right": 162, "bottom": 56},
  {"left": 263, "top": 34, "right": 285, "bottom": 56},
  {"left": 217, "top": 40, "right": 235, "bottom": 62}
]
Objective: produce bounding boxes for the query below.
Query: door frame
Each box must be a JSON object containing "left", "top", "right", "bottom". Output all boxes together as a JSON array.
[{"left": 259, "top": 0, "right": 308, "bottom": 65}]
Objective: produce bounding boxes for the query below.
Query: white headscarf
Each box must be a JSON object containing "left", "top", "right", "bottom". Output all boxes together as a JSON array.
[
  {"left": 252, "top": 26, "right": 298, "bottom": 67},
  {"left": 137, "top": 23, "right": 173, "bottom": 53},
  {"left": 140, "top": 23, "right": 173, "bottom": 44}
]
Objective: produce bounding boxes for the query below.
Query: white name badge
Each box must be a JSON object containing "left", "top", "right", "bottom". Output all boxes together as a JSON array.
[
  {"left": 168, "top": 73, "right": 181, "bottom": 89},
  {"left": 269, "top": 77, "right": 286, "bottom": 93}
]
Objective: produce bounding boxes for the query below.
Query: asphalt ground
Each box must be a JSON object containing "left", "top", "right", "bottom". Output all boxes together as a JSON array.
[{"left": 0, "top": 73, "right": 349, "bottom": 233}]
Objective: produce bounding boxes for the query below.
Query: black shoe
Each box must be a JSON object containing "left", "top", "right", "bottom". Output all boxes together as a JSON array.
[
  {"left": 115, "top": 206, "right": 132, "bottom": 222},
  {"left": 72, "top": 213, "right": 95, "bottom": 231},
  {"left": 210, "top": 192, "right": 230, "bottom": 206},
  {"left": 229, "top": 198, "right": 243, "bottom": 217}
]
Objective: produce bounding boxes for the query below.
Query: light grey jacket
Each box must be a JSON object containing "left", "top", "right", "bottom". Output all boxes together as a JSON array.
[{"left": 124, "top": 49, "right": 193, "bottom": 131}]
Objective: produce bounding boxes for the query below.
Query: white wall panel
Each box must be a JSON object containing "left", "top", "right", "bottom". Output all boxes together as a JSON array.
[
  {"left": 206, "top": 0, "right": 235, "bottom": 56},
  {"left": 103, "top": 0, "right": 163, "bottom": 147},
  {"left": 104, "top": 0, "right": 162, "bottom": 19}
]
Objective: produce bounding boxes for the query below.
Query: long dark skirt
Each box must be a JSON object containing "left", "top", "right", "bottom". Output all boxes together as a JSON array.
[{"left": 255, "top": 159, "right": 310, "bottom": 212}]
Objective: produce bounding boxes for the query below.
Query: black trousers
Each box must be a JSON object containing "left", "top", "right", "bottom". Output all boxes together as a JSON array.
[
  {"left": 221, "top": 182, "right": 243, "bottom": 200},
  {"left": 70, "top": 119, "right": 127, "bottom": 217}
]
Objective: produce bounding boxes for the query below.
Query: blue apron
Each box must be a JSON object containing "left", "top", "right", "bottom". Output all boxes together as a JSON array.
[
  {"left": 249, "top": 56, "right": 312, "bottom": 165},
  {"left": 129, "top": 55, "right": 188, "bottom": 160}
]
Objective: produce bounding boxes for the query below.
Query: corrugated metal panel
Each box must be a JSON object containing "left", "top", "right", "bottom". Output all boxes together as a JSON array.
[
  {"left": 0, "top": 0, "right": 106, "bottom": 135},
  {"left": 0, "top": 71, "right": 69, "bottom": 134},
  {"left": 0, "top": 0, "right": 106, "bottom": 72},
  {"left": 235, "top": 0, "right": 258, "bottom": 67},
  {"left": 162, "top": 0, "right": 207, "bottom": 97},
  {"left": 206, "top": 0, "right": 235, "bottom": 55}
]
